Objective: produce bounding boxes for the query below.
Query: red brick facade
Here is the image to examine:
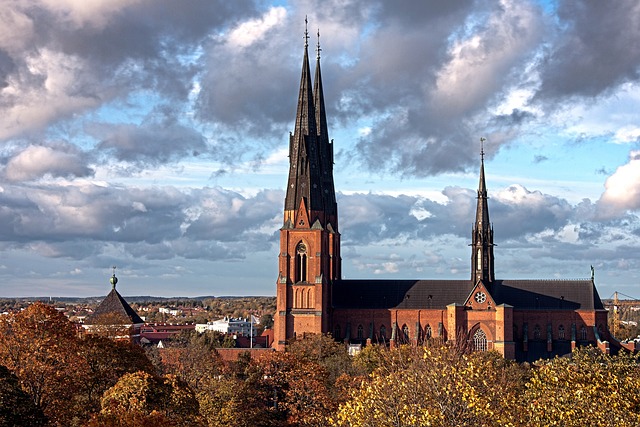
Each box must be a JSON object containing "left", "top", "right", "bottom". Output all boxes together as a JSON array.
[{"left": 274, "top": 29, "right": 610, "bottom": 361}]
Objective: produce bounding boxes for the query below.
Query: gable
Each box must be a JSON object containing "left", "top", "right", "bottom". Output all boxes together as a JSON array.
[{"left": 464, "top": 281, "right": 496, "bottom": 310}]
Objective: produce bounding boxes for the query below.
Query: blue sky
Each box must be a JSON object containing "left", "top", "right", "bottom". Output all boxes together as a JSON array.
[{"left": 0, "top": 0, "right": 639, "bottom": 299}]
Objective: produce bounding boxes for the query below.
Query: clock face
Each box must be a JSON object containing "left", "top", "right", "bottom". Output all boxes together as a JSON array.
[{"left": 474, "top": 291, "right": 487, "bottom": 304}]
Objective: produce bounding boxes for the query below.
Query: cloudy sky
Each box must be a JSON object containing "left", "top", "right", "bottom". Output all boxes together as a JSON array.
[{"left": 0, "top": 0, "right": 639, "bottom": 299}]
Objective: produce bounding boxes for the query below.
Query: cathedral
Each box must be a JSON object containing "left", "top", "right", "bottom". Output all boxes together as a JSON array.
[{"left": 273, "top": 28, "right": 611, "bottom": 361}]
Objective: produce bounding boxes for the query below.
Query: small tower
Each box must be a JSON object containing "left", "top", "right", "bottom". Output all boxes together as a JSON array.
[
  {"left": 83, "top": 267, "right": 144, "bottom": 342},
  {"left": 471, "top": 139, "right": 495, "bottom": 283},
  {"left": 274, "top": 23, "right": 341, "bottom": 350}
]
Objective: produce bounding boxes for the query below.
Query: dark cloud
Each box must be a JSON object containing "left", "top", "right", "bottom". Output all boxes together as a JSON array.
[
  {"left": 0, "top": 0, "right": 257, "bottom": 140},
  {"left": 92, "top": 108, "right": 207, "bottom": 166},
  {"left": 535, "top": 1, "right": 640, "bottom": 100},
  {"left": 345, "top": 0, "right": 545, "bottom": 175},
  {"left": 0, "top": 181, "right": 282, "bottom": 264}
]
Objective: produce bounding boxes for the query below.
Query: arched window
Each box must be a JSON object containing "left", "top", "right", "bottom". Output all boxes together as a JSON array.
[
  {"left": 379, "top": 325, "right": 386, "bottom": 341},
  {"left": 476, "top": 249, "right": 482, "bottom": 270},
  {"left": 334, "top": 325, "right": 341, "bottom": 340},
  {"left": 296, "top": 242, "right": 307, "bottom": 282},
  {"left": 558, "top": 325, "right": 565, "bottom": 340},
  {"left": 425, "top": 324, "right": 432, "bottom": 340},
  {"left": 533, "top": 324, "right": 541, "bottom": 340},
  {"left": 402, "top": 324, "right": 410, "bottom": 341},
  {"left": 580, "top": 326, "right": 587, "bottom": 341},
  {"left": 357, "top": 325, "right": 364, "bottom": 340},
  {"left": 473, "top": 328, "right": 488, "bottom": 352},
  {"left": 294, "top": 288, "right": 300, "bottom": 308},
  {"left": 306, "top": 288, "right": 312, "bottom": 308}
]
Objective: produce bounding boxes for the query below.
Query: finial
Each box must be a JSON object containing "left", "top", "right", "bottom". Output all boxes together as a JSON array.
[
  {"left": 480, "top": 137, "right": 486, "bottom": 161},
  {"left": 304, "top": 16, "right": 309, "bottom": 48},
  {"left": 590, "top": 265, "right": 595, "bottom": 281},
  {"left": 316, "top": 29, "right": 321, "bottom": 60},
  {"left": 110, "top": 265, "right": 118, "bottom": 289}
]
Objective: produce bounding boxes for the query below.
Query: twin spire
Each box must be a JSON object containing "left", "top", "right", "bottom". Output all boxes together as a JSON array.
[{"left": 284, "top": 20, "right": 337, "bottom": 225}]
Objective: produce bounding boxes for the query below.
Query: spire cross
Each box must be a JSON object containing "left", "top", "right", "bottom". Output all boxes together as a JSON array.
[
  {"left": 316, "top": 29, "right": 321, "bottom": 60},
  {"left": 480, "top": 137, "right": 486, "bottom": 161},
  {"left": 304, "top": 16, "right": 309, "bottom": 48}
]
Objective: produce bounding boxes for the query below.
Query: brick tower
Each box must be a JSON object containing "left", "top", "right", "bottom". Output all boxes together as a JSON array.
[{"left": 273, "top": 25, "right": 340, "bottom": 350}]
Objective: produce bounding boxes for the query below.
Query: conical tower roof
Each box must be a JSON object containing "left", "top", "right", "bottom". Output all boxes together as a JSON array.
[{"left": 85, "top": 274, "right": 143, "bottom": 325}]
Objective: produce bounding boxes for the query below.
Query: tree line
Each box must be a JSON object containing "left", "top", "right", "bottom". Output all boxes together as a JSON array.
[{"left": 1, "top": 302, "right": 639, "bottom": 426}]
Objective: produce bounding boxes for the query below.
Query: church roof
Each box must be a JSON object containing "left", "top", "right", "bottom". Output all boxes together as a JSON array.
[
  {"left": 332, "top": 278, "right": 603, "bottom": 311},
  {"left": 490, "top": 279, "right": 604, "bottom": 310},
  {"left": 85, "top": 287, "right": 144, "bottom": 325},
  {"left": 333, "top": 279, "right": 473, "bottom": 309}
]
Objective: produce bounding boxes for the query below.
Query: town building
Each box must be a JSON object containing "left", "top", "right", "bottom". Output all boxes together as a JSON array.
[
  {"left": 196, "top": 316, "right": 257, "bottom": 337},
  {"left": 273, "top": 26, "right": 612, "bottom": 361},
  {"left": 82, "top": 271, "right": 144, "bottom": 343}
]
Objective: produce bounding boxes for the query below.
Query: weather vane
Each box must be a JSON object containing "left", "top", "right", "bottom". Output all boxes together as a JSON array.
[
  {"left": 480, "top": 137, "right": 486, "bottom": 161},
  {"left": 304, "top": 16, "right": 309, "bottom": 48},
  {"left": 317, "top": 29, "right": 321, "bottom": 60}
]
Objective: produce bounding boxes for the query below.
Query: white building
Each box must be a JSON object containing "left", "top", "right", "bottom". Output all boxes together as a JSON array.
[
  {"left": 195, "top": 316, "right": 256, "bottom": 336},
  {"left": 159, "top": 307, "right": 181, "bottom": 316}
]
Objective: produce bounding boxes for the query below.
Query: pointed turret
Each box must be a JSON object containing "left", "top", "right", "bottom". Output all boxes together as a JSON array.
[{"left": 471, "top": 139, "right": 495, "bottom": 283}]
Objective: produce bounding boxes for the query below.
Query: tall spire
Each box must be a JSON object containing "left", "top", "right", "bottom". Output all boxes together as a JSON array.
[
  {"left": 476, "top": 138, "right": 490, "bottom": 228},
  {"left": 471, "top": 138, "right": 495, "bottom": 283},
  {"left": 284, "top": 19, "right": 322, "bottom": 216},
  {"left": 314, "top": 29, "right": 337, "bottom": 219}
]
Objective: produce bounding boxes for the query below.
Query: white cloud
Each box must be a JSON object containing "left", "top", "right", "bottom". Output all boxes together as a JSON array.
[
  {"left": 597, "top": 150, "right": 640, "bottom": 217},
  {"left": 226, "top": 6, "right": 287, "bottom": 48},
  {"left": 4, "top": 144, "right": 92, "bottom": 182},
  {"left": 432, "top": 0, "right": 542, "bottom": 116},
  {"left": 1, "top": 49, "right": 100, "bottom": 139},
  {"left": 614, "top": 126, "right": 640, "bottom": 144},
  {"left": 36, "top": 0, "right": 140, "bottom": 29}
]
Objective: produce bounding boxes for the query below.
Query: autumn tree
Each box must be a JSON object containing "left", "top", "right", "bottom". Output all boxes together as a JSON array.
[
  {"left": 0, "top": 302, "right": 88, "bottom": 425},
  {"left": 522, "top": 347, "right": 640, "bottom": 427},
  {"left": 76, "top": 336, "right": 157, "bottom": 418},
  {"left": 0, "top": 365, "right": 47, "bottom": 427},
  {"left": 332, "top": 345, "right": 528, "bottom": 427},
  {"left": 248, "top": 350, "right": 337, "bottom": 427},
  {"left": 287, "top": 334, "right": 357, "bottom": 406},
  {"left": 87, "top": 371, "right": 202, "bottom": 427},
  {"left": 197, "top": 375, "right": 259, "bottom": 427},
  {"left": 160, "top": 332, "right": 225, "bottom": 392}
]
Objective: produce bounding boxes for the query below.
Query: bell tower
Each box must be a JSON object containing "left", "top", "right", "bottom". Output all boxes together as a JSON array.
[
  {"left": 274, "top": 24, "right": 341, "bottom": 350},
  {"left": 471, "top": 138, "right": 495, "bottom": 284}
]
